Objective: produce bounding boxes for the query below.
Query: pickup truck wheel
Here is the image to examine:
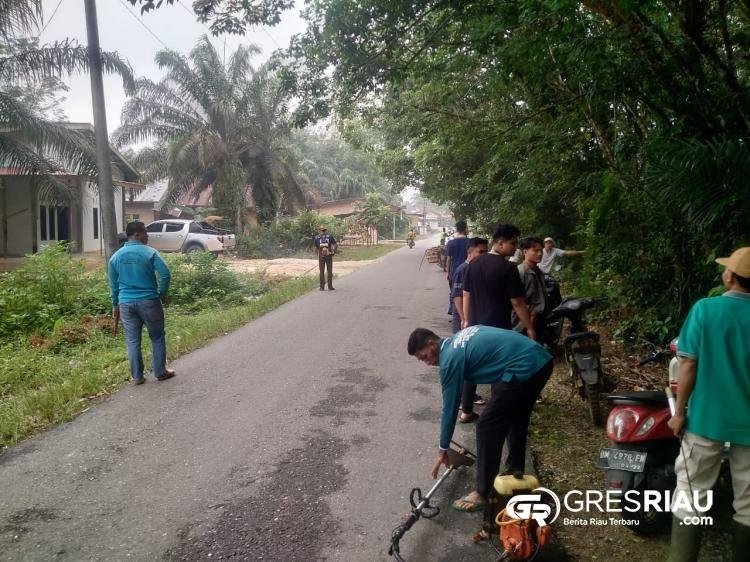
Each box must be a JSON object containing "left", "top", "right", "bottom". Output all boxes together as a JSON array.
[{"left": 184, "top": 243, "right": 205, "bottom": 254}]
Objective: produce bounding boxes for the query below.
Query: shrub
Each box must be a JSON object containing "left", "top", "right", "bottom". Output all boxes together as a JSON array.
[{"left": 163, "top": 252, "right": 243, "bottom": 308}]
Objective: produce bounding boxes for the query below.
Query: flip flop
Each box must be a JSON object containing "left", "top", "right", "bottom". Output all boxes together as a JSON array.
[
  {"left": 450, "top": 496, "right": 487, "bottom": 513},
  {"left": 459, "top": 412, "right": 480, "bottom": 424}
]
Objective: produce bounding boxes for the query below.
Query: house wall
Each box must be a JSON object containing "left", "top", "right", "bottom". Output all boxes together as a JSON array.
[
  {"left": 80, "top": 181, "right": 124, "bottom": 253},
  {"left": 1, "top": 177, "right": 34, "bottom": 256},
  {"left": 125, "top": 201, "right": 157, "bottom": 223}
]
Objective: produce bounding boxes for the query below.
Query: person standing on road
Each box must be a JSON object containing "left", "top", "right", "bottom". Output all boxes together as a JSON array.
[
  {"left": 539, "top": 236, "right": 584, "bottom": 274},
  {"left": 407, "top": 325, "right": 553, "bottom": 512},
  {"left": 666, "top": 247, "right": 750, "bottom": 562},
  {"left": 314, "top": 225, "right": 338, "bottom": 291},
  {"left": 461, "top": 222, "right": 536, "bottom": 339},
  {"left": 513, "top": 236, "right": 549, "bottom": 341},
  {"left": 108, "top": 221, "right": 174, "bottom": 385},
  {"left": 445, "top": 220, "right": 470, "bottom": 316},
  {"left": 451, "top": 237, "right": 489, "bottom": 423}
]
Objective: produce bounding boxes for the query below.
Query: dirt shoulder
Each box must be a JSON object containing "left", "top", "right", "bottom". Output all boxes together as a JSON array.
[{"left": 225, "top": 257, "right": 378, "bottom": 278}]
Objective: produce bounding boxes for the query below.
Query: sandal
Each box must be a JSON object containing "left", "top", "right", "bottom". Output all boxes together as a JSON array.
[
  {"left": 450, "top": 495, "right": 487, "bottom": 512},
  {"left": 459, "top": 412, "right": 480, "bottom": 424}
]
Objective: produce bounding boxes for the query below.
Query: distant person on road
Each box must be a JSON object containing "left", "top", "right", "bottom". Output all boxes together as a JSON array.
[
  {"left": 445, "top": 220, "right": 470, "bottom": 316},
  {"left": 461, "top": 222, "right": 536, "bottom": 338},
  {"left": 539, "top": 236, "right": 584, "bottom": 274},
  {"left": 314, "top": 225, "right": 338, "bottom": 291},
  {"left": 513, "top": 236, "right": 549, "bottom": 341},
  {"left": 108, "top": 221, "right": 174, "bottom": 385},
  {"left": 451, "top": 237, "right": 489, "bottom": 422},
  {"left": 407, "top": 325, "right": 553, "bottom": 512},
  {"left": 666, "top": 247, "right": 750, "bottom": 562}
]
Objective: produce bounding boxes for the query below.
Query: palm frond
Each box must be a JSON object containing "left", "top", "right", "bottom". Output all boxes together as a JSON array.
[
  {"left": 0, "top": 0, "right": 42, "bottom": 39},
  {"left": 0, "top": 40, "right": 135, "bottom": 90}
]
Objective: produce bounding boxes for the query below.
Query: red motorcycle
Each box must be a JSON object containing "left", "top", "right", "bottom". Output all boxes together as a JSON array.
[{"left": 597, "top": 341, "right": 680, "bottom": 535}]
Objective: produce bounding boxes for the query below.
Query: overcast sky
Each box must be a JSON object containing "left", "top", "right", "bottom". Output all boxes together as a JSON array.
[{"left": 39, "top": 0, "right": 306, "bottom": 132}]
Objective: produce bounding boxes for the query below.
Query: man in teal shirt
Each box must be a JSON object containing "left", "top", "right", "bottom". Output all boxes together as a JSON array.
[
  {"left": 407, "top": 325, "right": 552, "bottom": 512},
  {"left": 108, "top": 221, "right": 174, "bottom": 385},
  {"left": 667, "top": 247, "right": 750, "bottom": 562}
]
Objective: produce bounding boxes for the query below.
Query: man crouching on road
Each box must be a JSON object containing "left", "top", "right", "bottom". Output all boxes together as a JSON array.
[{"left": 407, "top": 325, "right": 553, "bottom": 512}]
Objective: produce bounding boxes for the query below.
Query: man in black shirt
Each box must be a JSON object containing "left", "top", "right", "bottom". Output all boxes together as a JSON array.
[{"left": 462, "top": 223, "right": 536, "bottom": 340}]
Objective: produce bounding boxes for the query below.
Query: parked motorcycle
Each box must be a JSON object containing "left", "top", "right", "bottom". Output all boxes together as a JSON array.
[
  {"left": 547, "top": 296, "right": 612, "bottom": 425},
  {"left": 542, "top": 274, "right": 563, "bottom": 346},
  {"left": 598, "top": 341, "right": 680, "bottom": 535}
]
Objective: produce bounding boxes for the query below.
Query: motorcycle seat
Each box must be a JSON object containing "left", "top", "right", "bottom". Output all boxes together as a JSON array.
[
  {"left": 563, "top": 331, "right": 600, "bottom": 345},
  {"left": 550, "top": 297, "right": 598, "bottom": 319},
  {"left": 607, "top": 391, "right": 669, "bottom": 406}
]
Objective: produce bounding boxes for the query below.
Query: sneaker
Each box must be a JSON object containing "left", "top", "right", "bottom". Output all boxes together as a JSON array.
[
  {"left": 474, "top": 395, "right": 487, "bottom": 405},
  {"left": 156, "top": 369, "right": 176, "bottom": 381},
  {"left": 132, "top": 377, "right": 145, "bottom": 385},
  {"left": 328, "top": 287, "right": 335, "bottom": 290},
  {"left": 320, "top": 287, "right": 325, "bottom": 291}
]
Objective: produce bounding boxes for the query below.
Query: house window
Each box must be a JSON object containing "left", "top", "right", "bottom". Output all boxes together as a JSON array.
[
  {"left": 40, "top": 205, "right": 48, "bottom": 241},
  {"left": 48, "top": 205, "right": 56, "bottom": 240},
  {"left": 93, "top": 207, "right": 99, "bottom": 239}
]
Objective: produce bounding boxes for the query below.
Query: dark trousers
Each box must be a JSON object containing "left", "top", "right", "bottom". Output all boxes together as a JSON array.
[
  {"left": 319, "top": 255, "right": 333, "bottom": 288},
  {"left": 475, "top": 360, "right": 553, "bottom": 497},
  {"left": 461, "top": 382, "right": 477, "bottom": 413}
]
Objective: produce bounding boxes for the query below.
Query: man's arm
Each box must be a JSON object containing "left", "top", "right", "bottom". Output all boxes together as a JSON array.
[
  {"left": 511, "top": 297, "right": 536, "bottom": 340},
  {"left": 563, "top": 249, "right": 585, "bottom": 257},
  {"left": 152, "top": 252, "right": 171, "bottom": 297},
  {"left": 107, "top": 258, "right": 119, "bottom": 312},
  {"left": 432, "top": 362, "right": 463, "bottom": 478},
  {"left": 462, "top": 291, "right": 472, "bottom": 329},
  {"left": 445, "top": 255, "right": 452, "bottom": 279},
  {"left": 453, "top": 295, "right": 464, "bottom": 325},
  {"left": 668, "top": 357, "right": 697, "bottom": 436}
]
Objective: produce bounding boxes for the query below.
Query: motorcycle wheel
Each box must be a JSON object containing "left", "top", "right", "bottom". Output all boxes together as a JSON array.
[
  {"left": 585, "top": 383, "right": 604, "bottom": 426},
  {"left": 623, "top": 475, "right": 673, "bottom": 536}
]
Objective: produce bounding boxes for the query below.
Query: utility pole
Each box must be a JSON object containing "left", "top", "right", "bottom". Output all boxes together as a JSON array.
[{"left": 84, "top": 0, "right": 118, "bottom": 258}]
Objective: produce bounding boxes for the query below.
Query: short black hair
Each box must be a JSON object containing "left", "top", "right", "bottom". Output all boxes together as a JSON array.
[
  {"left": 520, "top": 236, "right": 543, "bottom": 251},
  {"left": 126, "top": 221, "right": 146, "bottom": 237},
  {"left": 455, "top": 220, "right": 468, "bottom": 233},
  {"left": 492, "top": 222, "right": 520, "bottom": 242},
  {"left": 407, "top": 328, "right": 440, "bottom": 356},
  {"left": 736, "top": 272, "right": 750, "bottom": 291},
  {"left": 468, "top": 237, "right": 488, "bottom": 249}
]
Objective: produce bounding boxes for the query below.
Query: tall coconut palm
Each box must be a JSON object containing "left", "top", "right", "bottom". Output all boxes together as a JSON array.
[
  {"left": 113, "top": 36, "right": 306, "bottom": 226},
  {"left": 0, "top": 1, "right": 134, "bottom": 203}
]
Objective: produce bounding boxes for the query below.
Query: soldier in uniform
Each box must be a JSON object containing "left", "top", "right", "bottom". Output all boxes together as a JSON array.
[{"left": 314, "top": 225, "right": 338, "bottom": 291}]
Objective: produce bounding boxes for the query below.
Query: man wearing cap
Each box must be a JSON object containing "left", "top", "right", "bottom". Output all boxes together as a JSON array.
[
  {"left": 314, "top": 225, "right": 338, "bottom": 291},
  {"left": 539, "top": 237, "right": 584, "bottom": 274},
  {"left": 666, "top": 247, "right": 750, "bottom": 562}
]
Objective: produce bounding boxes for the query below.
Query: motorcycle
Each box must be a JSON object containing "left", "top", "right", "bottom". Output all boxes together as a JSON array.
[
  {"left": 546, "top": 296, "right": 612, "bottom": 425},
  {"left": 597, "top": 341, "right": 681, "bottom": 535}
]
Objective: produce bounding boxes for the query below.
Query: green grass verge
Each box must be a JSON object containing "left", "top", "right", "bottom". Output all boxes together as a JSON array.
[
  {"left": 0, "top": 275, "right": 318, "bottom": 450},
  {"left": 288, "top": 242, "right": 402, "bottom": 261}
]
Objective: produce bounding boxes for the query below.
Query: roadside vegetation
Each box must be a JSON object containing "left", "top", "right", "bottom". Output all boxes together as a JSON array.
[{"left": 0, "top": 244, "right": 317, "bottom": 449}]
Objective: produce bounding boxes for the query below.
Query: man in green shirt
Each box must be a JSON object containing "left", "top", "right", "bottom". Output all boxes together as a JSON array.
[
  {"left": 667, "top": 247, "right": 750, "bottom": 562},
  {"left": 407, "top": 325, "right": 552, "bottom": 512}
]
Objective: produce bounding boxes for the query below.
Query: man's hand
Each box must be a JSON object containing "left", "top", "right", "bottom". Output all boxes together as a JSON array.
[
  {"left": 461, "top": 319, "right": 469, "bottom": 330},
  {"left": 112, "top": 307, "right": 120, "bottom": 321},
  {"left": 431, "top": 450, "right": 449, "bottom": 479},
  {"left": 160, "top": 294, "right": 169, "bottom": 306},
  {"left": 527, "top": 328, "right": 537, "bottom": 341},
  {"left": 668, "top": 413, "right": 686, "bottom": 437}
]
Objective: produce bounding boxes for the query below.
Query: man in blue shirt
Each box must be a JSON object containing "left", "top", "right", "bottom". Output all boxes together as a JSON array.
[
  {"left": 108, "top": 221, "right": 174, "bottom": 385},
  {"left": 407, "top": 325, "right": 553, "bottom": 512},
  {"left": 445, "top": 220, "right": 470, "bottom": 315}
]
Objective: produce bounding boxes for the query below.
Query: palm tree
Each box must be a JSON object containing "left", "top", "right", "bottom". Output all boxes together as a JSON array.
[
  {"left": 113, "top": 36, "right": 306, "bottom": 227},
  {"left": 0, "top": 1, "right": 134, "bottom": 203}
]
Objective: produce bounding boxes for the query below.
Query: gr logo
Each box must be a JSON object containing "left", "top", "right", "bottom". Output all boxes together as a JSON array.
[{"left": 505, "top": 487, "right": 561, "bottom": 527}]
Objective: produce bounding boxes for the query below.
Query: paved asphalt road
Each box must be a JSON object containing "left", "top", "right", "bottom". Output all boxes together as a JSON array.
[{"left": 0, "top": 238, "right": 527, "bottom": 561}]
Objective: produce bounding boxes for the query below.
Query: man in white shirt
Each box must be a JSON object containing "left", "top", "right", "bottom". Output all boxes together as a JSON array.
[{"left": 539, "top": 237, "right": 584, "bottom": 274}]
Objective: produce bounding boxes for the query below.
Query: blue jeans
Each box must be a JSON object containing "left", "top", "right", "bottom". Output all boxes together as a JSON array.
[{"left": 119, "top": 298, "right": 167, "bottom": 380}]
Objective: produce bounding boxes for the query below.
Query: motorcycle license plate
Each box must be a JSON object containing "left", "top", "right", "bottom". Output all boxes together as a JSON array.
[{"left": 597, "top": 447, "right": 647, "bottom": 472}]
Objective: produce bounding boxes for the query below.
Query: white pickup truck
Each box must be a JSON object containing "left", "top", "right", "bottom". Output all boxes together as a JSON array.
[{"left": 144, "top": 219, "right": 236, "bottom": 255}]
